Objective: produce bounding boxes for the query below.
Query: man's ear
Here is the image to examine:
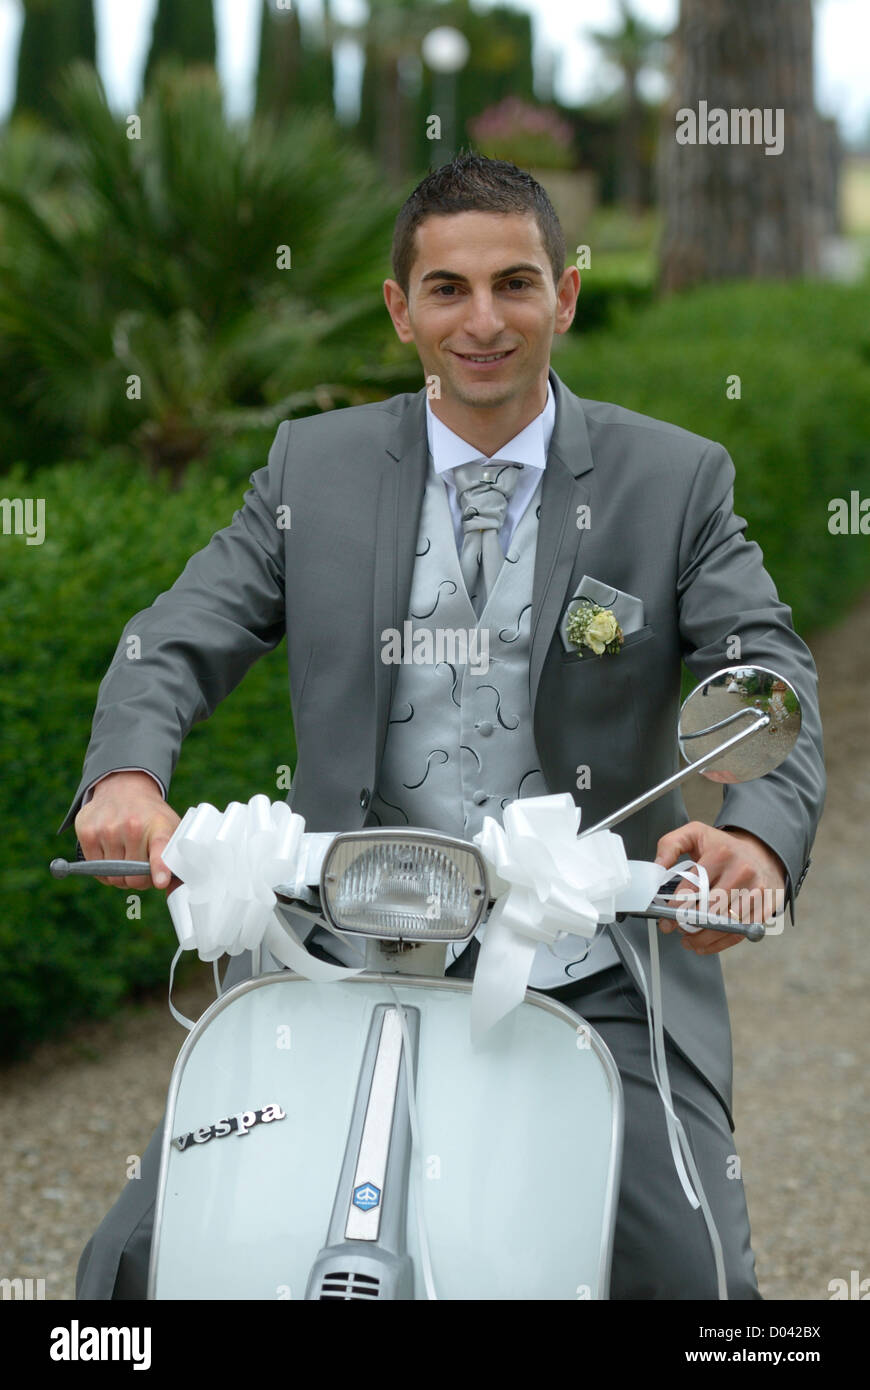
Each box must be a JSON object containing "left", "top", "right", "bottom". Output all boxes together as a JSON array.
[
  {"left": 554, "top": 266, "right": 580, "bottom": 337},
  {"left": 383, "top": 279, "right": 415, "bottom": 344}
]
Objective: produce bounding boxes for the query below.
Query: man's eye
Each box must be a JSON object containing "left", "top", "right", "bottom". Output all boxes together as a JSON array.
[{"left": 432, "top": 279, "right": 530, "bottom": 296}]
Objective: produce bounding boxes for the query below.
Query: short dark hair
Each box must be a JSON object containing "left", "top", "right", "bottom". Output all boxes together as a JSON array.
[{"left": 391, "top": 149, "right": 567, "bottom": 299}]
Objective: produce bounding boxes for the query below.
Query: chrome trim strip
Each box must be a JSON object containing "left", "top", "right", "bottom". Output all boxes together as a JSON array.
[{"left": 344, "top": 1008, "right": 403, "bottom": 1241}]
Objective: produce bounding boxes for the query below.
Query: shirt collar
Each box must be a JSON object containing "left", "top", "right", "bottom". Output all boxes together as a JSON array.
[{"left": 426, "top": 377, "right": 555, "bottom": 477}]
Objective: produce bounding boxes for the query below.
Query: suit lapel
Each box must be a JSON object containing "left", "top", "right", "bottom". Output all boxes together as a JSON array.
[
  {"left": 374, "top": 367, "right": 595, "bottom": 748},
  {"left": 528, "top": 369, "right": 595, "bottom": 709},
  {"left": 374, "top": 390, "right": 429, "bottom": 757}
]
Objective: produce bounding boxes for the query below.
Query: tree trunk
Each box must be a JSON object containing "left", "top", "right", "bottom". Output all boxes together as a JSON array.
[
  {"left": 255, "top": 0, "right": 302, "bottom": 121},
  {"left": 377, "top": 54, "right": 407, "bottom": 188},
  {"left": 658, "top": 0, "right": 823, "bottom": 292},
  {"left": 618, "top": 66, "right": 645, "bottom": 212}
]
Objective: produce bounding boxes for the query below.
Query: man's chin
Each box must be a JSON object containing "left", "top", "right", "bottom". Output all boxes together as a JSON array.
[
  {"left": 454, "top": 388, "right": 516, "bottom": 409},
  {"left": 441, "top": 372, "right": 524, "bottom": 410}
]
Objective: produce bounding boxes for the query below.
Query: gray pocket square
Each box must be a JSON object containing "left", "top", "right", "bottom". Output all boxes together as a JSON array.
[{"left": 559, "top": 576, "right": 646, "bottom": 654}]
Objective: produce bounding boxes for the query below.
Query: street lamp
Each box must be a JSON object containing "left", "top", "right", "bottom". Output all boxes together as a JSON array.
[{"left": 421, "top": 26, "right": 470, "bottom": 164}]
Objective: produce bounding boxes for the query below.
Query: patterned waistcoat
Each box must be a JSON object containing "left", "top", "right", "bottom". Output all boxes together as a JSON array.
[{"left": 365, "top": 456, "right": 618, "bottom": 986}]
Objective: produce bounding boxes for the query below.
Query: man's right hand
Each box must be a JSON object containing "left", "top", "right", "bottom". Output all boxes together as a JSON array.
[{"left": 74, "top": 771, "right": 182, "bottom": 892}]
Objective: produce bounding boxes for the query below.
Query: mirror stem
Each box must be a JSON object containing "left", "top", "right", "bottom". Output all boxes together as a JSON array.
[{"left": 578, "top": 712, "right": 770, "bottom": 838}]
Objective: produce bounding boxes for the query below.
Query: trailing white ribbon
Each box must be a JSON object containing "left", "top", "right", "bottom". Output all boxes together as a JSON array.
[
  {"left": 469, "top": 795, "right": 727, "bottom": 1298},
  {"left": 609, "top": 909, "right": 728, "bottom": 1300}
]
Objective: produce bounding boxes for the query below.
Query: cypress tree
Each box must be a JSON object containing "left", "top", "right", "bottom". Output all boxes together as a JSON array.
[
  {"left": 144, "top": 0, "right": 217, "bottom": 89},
  {"left": 13, "top": 0, "right": 97, "bottom": 126},
  {"left": 256, "top": 0, "right": 334, "bottom": 122}
]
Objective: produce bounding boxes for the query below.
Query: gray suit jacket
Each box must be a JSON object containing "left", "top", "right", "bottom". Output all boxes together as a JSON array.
[{"left": 60, "top": 366, "right": 825, "bottom": 1127}]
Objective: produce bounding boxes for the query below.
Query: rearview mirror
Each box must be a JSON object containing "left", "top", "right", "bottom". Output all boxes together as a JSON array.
[
  {"left": 678, "top": 665, "right": 801, "bottom": 783},
  {"left": 580, "top": 664, "right": 802, "bottom": 838}
]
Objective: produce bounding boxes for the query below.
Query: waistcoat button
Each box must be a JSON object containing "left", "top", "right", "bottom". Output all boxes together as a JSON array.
[
  {"left": 359, "top": 788, "right": 371, "bottom": 809},
  {"left": 472, "top": 790, "right": 488, "bottom": 805},
  {"left": 476, "top": 721, "right": 494, "bottom": 736}
]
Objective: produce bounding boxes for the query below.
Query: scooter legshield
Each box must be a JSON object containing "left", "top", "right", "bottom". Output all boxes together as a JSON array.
[{"left": 148, "top": 973, "right": 623, "bottom": 1300}]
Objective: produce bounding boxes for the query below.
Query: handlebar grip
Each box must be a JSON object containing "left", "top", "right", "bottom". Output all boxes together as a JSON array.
[{"left": 50, "top": 857, "right": 153, "bottom": 879}]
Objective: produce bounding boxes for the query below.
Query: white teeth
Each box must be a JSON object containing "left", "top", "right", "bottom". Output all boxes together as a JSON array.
[{"left": 462, "top": 352, "right": 509, "bottom": 361}]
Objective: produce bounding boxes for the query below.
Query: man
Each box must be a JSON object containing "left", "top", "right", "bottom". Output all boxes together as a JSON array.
[{"left": 63, "top": 153, "right": 824, "bottom": 1299}]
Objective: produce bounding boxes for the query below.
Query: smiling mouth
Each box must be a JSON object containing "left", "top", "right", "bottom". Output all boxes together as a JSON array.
[{"left": 451, "top": 348, "right": 516, "bottom": 364}]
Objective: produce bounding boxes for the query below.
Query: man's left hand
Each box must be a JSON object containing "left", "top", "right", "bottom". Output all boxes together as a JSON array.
[{"left": 653, "top": 822, "right": 786, "bottom": 955}]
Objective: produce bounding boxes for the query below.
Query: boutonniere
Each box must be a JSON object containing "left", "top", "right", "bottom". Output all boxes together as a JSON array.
[{"left": 565, "top": 600, "right": 624, "bottom": 656}]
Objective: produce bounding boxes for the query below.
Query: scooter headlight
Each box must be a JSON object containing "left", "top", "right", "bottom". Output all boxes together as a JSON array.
[{"left": 319, "top": 830, "right": 489, "bottom": 942}]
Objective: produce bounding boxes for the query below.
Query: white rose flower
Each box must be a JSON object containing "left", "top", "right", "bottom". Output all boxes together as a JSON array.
[{"left": 585, "top": 610, "right": 618, "bottom": 653}]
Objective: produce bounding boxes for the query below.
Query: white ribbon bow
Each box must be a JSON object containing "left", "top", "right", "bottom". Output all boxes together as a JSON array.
[
  {"left": 163, "top": 796, "right": 306, "bottom": 961},
  {"left": 161, "top": 796, "right": 362, "bottom": 1028},
  {"left": 469, "top": 794, "right": 686, "bottom": 1039}
]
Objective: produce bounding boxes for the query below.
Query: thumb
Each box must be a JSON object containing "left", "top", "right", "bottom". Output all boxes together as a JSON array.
[{"left": 149, "top": 836, "right": 174, "bottom": 889}]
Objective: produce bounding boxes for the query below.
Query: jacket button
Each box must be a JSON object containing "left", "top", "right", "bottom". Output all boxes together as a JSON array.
[
  {"left": 359, "top": 788, "right": 371, "bottom": 809},
  {"left": 472, "top": 790, "right": 488, "bottom": 805}
]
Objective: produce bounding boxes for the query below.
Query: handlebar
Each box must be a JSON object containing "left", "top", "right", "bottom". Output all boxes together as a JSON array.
[
  {"left": 50, "top": 856, "right": 152, "bottom": 879},
  {"left": 49, "top": 856, "right": 768, "bottom": 941}
]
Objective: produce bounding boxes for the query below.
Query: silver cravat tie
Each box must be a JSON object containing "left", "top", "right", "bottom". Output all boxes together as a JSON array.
[{"left": 452, "top": 459, "right": 524, "bottom": 618}]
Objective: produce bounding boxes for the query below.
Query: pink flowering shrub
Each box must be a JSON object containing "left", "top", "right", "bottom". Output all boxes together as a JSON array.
[{"left": 468, "top": 96, "right": 575, "bottom": 169}]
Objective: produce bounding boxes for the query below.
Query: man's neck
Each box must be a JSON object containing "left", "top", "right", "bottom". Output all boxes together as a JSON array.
[{"left": 429, "top": 376, "right": 549, "bottom": 457}]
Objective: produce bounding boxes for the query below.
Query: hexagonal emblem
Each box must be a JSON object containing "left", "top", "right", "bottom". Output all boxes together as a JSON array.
[{"left": 352, "top": 1182, "right": 381, "bottom": 1212}]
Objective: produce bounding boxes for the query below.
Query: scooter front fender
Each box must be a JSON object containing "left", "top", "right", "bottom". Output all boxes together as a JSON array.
[{"left": 148, "top": 973, "right": 623, "bottom": 1300}]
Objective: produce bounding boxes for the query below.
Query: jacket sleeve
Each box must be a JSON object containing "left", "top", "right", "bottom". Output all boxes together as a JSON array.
[
  {"left": 675, "top": 440, "right": 825, "bottom": 920},
  {"left": 58, "top": 421, "right": 292, "bottom": 833}
]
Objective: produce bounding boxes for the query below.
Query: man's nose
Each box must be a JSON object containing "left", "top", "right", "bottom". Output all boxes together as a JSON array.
[{"left": 460, "top": 291, "right": 506, "bottom": 341}]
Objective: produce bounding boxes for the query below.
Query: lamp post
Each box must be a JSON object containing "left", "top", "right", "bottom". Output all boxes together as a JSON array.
[{"left": 421, "top": 26, "right": 470, "bottom": 165}]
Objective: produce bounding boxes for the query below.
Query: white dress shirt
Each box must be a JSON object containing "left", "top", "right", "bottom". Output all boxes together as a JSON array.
[{"left": 426, "top": 378, "right": 555, "bottom": 552}]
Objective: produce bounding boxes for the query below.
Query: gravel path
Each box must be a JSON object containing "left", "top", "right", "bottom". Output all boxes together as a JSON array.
[
  {"left": 1, "top": 597, "right": 867, "bottom": 1301},
  {"left": 711, "top": 592, "right": 870, "bottom": 1301}
]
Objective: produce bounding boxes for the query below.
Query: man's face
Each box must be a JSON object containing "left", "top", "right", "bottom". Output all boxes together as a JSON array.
[{"left": 383, "top": 211, "right": 579, "bottom": 416}]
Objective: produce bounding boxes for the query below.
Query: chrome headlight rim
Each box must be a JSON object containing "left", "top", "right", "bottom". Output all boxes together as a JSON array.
[{"left": 319, "top": 828, "right": 490, "bottom": 943}]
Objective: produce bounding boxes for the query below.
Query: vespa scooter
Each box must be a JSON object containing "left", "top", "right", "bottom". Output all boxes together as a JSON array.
[{"left": 51, "top": 665, "right": 801, "bottom": 1300}]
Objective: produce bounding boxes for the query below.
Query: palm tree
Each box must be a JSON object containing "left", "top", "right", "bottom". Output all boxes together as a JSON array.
[
  {"left": 345, "top": 0, "right": 442, "bottom": 185},
  {"left": 587, "top": 0, "right": 665, "bottom": 211},
  {"left": 0, "top": 64, "right": 419, "bottom": 478},
  {"left": 351, "top": 0, "right": 536, "bottom": 181}
]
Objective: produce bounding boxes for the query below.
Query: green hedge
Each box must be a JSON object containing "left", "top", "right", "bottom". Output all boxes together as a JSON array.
[
  {"left": 556, "top": 276, "right": 870, "bottom": 632},
  {"left": 2, "top": 276, "right": 869, "bottom": 1058},
  {"left": 0, "top": 453, "right": 295, "bottom": 1058}
]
